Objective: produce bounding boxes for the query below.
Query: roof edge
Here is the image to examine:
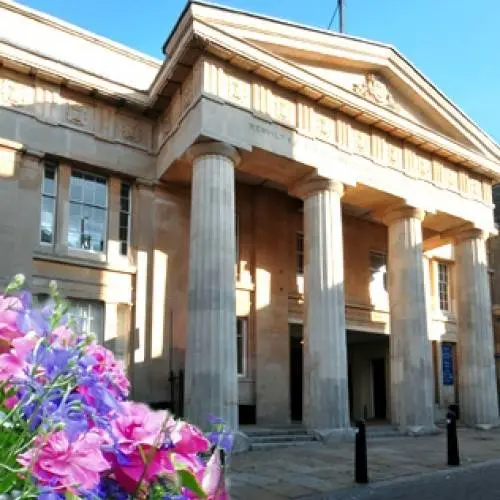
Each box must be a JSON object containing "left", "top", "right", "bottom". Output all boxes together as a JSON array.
[{"left": 1, "top": 0, "right": 162, "bottom": 67}]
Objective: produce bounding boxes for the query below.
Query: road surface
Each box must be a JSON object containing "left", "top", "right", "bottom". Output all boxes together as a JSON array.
[{"left": 310, "top": 460, "right": 500, "bottom": 500}]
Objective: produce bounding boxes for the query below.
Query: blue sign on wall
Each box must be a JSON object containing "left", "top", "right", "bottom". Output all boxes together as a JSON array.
[{"left": 442, "top": 343, "right": 454, "bottom": 386}]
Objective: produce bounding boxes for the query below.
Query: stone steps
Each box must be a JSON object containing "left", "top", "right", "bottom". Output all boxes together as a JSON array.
[{"left": 245, "top": 428, "right": 318, "bottom": 450}]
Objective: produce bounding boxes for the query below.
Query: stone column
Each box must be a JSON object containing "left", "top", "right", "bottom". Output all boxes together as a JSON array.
[
  {"left": 386, "top": 206, "right": 435, "bottom": 432},
  {"left": 184, "top": 142, "right": 240, "bottom": 433},
  {"left": 296, "top": 177, "right": 350, "bottom": 434},
  {"left": 455, "top": 229, "right": 498, "bottom": 427}
]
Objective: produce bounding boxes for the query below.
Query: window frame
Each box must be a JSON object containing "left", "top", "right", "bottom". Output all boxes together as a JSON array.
[
  {"left": 68, "top": 299, "right": 105, "bottom": 344},
  {"left": 236, "top": 317, "right": 247, "bottom": 378},
  {"left": 437, "top": 261, "right": 451, "bottom": 313},
  {"left": 67, "top": 170, "right": 108, "bottom": 254},
  {"left": 119, "top": 181, "right": 132, "bottom": 257},
  {"left": 40, "top": 162, "right": 58, "bottom": 246}
]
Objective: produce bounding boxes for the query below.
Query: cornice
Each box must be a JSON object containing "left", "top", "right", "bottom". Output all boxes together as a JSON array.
[{"left": 188, "top": 19, "right": 500, "bottom": 179}]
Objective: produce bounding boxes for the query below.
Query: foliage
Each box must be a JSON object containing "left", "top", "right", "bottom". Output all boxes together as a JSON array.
[{"left": 0, "top": 275, "right": 232, "bottom": 499}]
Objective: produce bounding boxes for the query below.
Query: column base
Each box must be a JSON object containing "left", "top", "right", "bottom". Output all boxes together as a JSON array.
[
  {"left": 466, "top": 420, "right": 500, "bottom": 431},
  {"left": 311, "top": 427, "right": 356, "bottom": 443},
  {"left": 400, "top": 424, "right": 440, "bottom": 436},
  {"left": 232, "top": 430, "right": 250, "bottom": 453}
]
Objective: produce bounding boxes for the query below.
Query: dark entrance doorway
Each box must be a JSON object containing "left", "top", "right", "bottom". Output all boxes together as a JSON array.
[
  {"left": 371, "top": 358, "right": 387, "bottom": 419},
  {"left": 289, "top": 323, "right": 303, "bottom": 422}
]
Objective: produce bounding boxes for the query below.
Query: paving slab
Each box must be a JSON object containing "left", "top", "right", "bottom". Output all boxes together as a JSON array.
[{"left": 228, "top": 428, "right": 500, "bottom": 499}]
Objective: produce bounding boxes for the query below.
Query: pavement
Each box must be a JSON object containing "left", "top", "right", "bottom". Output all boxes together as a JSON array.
[{"left": 227, "top": 428, "right": 500, "bottom": 499}]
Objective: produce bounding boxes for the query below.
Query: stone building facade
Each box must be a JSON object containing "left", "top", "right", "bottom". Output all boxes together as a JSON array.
[{"left": 1, "top": 0, "right": 500, "bottom": 436}]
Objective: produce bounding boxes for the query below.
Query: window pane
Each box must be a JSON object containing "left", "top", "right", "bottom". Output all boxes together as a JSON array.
[
  {"left": 40, "top": 196, "right": 55, "bottom": 243},
  {"left": 70, "top": 174, "right": 83, "bottom": 202},
  {"left": 69, "top": 300, "right": 104, "bottom": 342},
  {"left": 43, "top": 167, "right": 56, "bottom": 195},
  {"left": 94, "top": 179, "right": 107, "bottom": 207}
]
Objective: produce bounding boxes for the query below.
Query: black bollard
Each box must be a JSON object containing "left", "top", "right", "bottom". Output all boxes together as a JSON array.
[
  {"left": 355, "top": 419, "right": 368, "bottom": 484},
  {"left": 446, "top": 410, "right": 460, "bottom": 466}
]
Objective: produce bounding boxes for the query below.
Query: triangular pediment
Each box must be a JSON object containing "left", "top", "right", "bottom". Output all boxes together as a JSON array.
[{"left": 182, "top": 1, "right": 500, "bottom": 164}]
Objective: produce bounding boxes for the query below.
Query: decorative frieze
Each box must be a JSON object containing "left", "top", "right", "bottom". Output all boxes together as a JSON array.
[
  {"left": 387, "top": 138, "right": 403, "bottom": 170},
  {"left": 441, "top": 162, "right": 459, "bottom": 191},
  {"left": 468, "top": 174, "right": 483, "bottom": 201},
  {"left": 417, "top": 153, "right": 432, "bottom": 182},
  {"left": 314, "top": 109, "right": 335, "bottom": 143},
  {"left": 0, "top": 69, "right": 151, "bottom": 151},
  {"left": 66, "top": 102, "right": 92, "bottom": 129},
  {"left": 0, "top": 76, "right": 34, "bottom": 107},
  {"left": 272, "top": 91, "right": 296, "bottom": 128},
  {"left": 229, "top": 74, "right": 251, "bottom": 108},
  {"left": 352, "top": 123, "right": 371, "bottom": 157},
  {"left": 119, "top": 115, "right": 144, "bottom": 145}
]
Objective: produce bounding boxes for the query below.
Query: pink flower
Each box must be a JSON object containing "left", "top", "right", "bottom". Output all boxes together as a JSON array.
[
  {"left": 200, "top": 450, "right": 228, "bottom": 499},
  {"left": 0, "top": 334, "right": 36, "bottom": 382},
  {"left": 17, "top": 430, "right": 110, "bottom": 491},
  {"left": 0, "top": 295, "right": 23, "bottom": 348},
  {"left": 112, "top": 448, "right": 175, "bottom": 493},
  {"left": 85, "top": 343, "right": 130, "bottom": 397},
  {"left": 171, "top": 421, "right": 210, "bottom": 455},
  {"left": 111, "top": 402, "right": 172, "bottom": 455}
]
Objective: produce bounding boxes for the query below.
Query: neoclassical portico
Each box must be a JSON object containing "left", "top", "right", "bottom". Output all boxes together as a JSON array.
[{"left": 158, "top": 2, "right": 500, "bottom": 433}]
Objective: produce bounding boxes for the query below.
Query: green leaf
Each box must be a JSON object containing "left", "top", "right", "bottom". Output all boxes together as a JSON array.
[
  {"left": 177, "top": 469, "right": 207, "bottom": 498},
  {"left": 65, "top": 493, "right": 81, "bottom": 500}
]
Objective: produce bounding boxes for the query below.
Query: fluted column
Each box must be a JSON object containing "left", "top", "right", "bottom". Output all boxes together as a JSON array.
[
  {"left": 386, "top": 206, "right": 435, "bottom": 432},
  {"left": 296, "top": 176, "right": 350, "bottom": 432},
  {"left": 455, "top": 229, "right": 498, "bottom": 427},
  {"left": 184, "top": 142, "right": 239, "bottom": 432}
]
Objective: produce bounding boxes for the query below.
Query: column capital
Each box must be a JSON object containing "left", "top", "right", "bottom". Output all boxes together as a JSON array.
[
  {"left": 454, "top": 227, "right": 488, "bottom": 244},
  {"left": 382, "top": 204, "right": 425, "bottom": 226},
  {"left": 290, "top": 174, "right": 344, "bottom": 200},
  {"left": 185, "top": 141, "right": 241, "bottom": 166}
]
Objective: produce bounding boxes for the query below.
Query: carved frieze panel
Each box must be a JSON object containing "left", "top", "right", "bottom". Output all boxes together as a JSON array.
[
  {"left": 66, "top": 102, "right": 92, "bottom": 129},
  {"left": 314, "top": 109, "right": 335, "bottom": 143},
  {"left": 441, "top": 162, "right": 459, "bottom": 191},
  {"left": 272, "top": 91, "right": 296, "bottom": 128},
  {"left": 417, "top": 153, "right": 432, "bottom": 182},
  {"left": 387, "top": 138, "right": 403, "bottom": 170},
  {"left": 468, "top": 175, "right": 483, "bottom": 200},
  {"left": 352, "top": 123, "right": 371, "bottom": 157},
  {"left": 352, "top": 74, "right": 399, "bottom": 112},
  {"left": 226, "top": 73, "right": 251, "bottom": 108},
  {"left": 118, "top": 115, "right": 148, "bottom": 147},
  {"left": 0, "top": 77, "right": 34, "bottom": 108}
]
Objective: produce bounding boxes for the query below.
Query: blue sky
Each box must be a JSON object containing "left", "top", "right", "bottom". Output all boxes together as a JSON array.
[{"left": 19, "top": 0, "right": 500, "bottom": 143}]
